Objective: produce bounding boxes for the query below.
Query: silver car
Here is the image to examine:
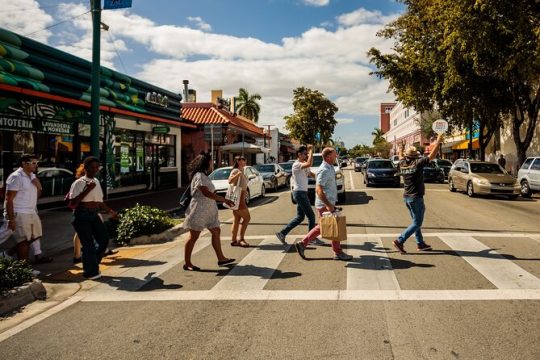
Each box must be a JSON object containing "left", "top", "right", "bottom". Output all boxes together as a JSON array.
[{"left": 518, "top": 157, "right": 540, "bottom": 198}]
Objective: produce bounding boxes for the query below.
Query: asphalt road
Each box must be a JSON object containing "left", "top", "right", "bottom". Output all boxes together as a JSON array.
[{"left": 1, "top": 168, "right": 539, "bottom": 359}]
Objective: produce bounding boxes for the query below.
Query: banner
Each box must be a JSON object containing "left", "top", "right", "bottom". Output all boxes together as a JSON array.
[
  {"left": 104, "top": 0, "right": 133, "bottom": 10},
  {"left": 120, "top": 144, "right": 130, "bottom": 173}
]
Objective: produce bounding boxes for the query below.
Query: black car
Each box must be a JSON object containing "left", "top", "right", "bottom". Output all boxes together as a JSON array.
[
  {"left": 423, "top": 161, "right": 445, "bottom": 183},
  {"left": 354, "top": 157, "right": 369, "bottom": 172},
  {"left": 431, "top": 158, "right": 453, "bottom": 179},
  {"left": 363, "top": 159, "right": 400, "bottom": 187}
]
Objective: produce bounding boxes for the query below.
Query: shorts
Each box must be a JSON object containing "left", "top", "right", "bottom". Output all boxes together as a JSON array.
[{"left": 12, "top": 213, "right": 43, "bottom": 243}]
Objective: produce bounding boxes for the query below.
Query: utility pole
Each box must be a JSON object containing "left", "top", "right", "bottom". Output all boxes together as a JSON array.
[
  {"left": 90, "top": 0, "right": 101, "bottom": 157},
  {"left": 261, "top": 124, "right": 275, "bottom": 163}
]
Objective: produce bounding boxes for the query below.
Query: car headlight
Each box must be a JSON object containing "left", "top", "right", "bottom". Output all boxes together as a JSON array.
[
  {"left": 335, "top": 173, "right": 343, "bottom": 179},
  {"left": 367, "top": 172, "right": 375, "bottom": 177},
  {"left": 475, "top": 179, "right": 489, "bottom": 185}
]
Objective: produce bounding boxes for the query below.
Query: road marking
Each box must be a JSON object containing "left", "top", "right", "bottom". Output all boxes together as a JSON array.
[
  {"left": 346, "top": 235, "right": 400, "bottom": 290},
  {"left": 0, "top": 295, "right": 84, "bottom": 343},
  {"left": 348, "top": 170, "right": 356, "bottom": 191},
  {"left": 360, "top": 188, "right": 448, "bottom": 192},
  {"left": 212, "top": 236, "right": 289, "bottom": 290},
  {"left": 81, "top": 289, "right": 540, "bottom": 302},
  {"left": 228, "top": 232, "right": 540, "bottom": 240},
  {"left": 439, "top": 235, "right": 540, "bottom": 289}
]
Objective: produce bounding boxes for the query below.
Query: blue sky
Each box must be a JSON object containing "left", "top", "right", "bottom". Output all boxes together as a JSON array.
[{"left": 1, "top": 0, "right": 404, "bottom": 148}]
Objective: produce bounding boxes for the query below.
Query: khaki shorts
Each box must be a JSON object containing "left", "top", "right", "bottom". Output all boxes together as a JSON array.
[{"left": 12, "top": 213, "right": 43, "bottom": 243}]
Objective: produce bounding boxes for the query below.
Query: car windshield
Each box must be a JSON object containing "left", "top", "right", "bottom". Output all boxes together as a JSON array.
[
  {"left": 356, "top": 157, "right": 368, "bottom": 163},
  {"left": 368, "top": 160, "right": 394, "bottom": 169},
  {"left": 470, "top": 163, "right": 504, "bottom": 174},
  {"left": 279, "top": 163, "right": 292, "bottom": 171},
  {"left": 208, "top": 168, "right": 232, "bottom": 180},
  {"left": 255, "top": 165, "right": 275, "bottom": 173},
  {"left": 437, "top": 160, "right": 452, "bottom": 166}
]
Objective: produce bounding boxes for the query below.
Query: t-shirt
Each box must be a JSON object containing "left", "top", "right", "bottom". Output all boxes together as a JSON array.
[
  {"left": 229, "top": 168, "right": 248, "bottom": 191},
  {"left": 291, "top": 160, "right": 309, "bottom": 191},
  {"left": 315, "top": 161, "right": 337, "bottom": 208},
  {"left": 69, "top": 176, "right": 104, "bottom": 202},
  {"left": 4, "top": 168, "right": 37, "bottom": 214},
  {"left": 398, "top": 157, "right": 430, "bottom": 198}
]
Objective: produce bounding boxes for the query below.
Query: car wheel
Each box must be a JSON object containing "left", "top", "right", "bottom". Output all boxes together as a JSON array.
[
  {"left": 260, "top": 185, "right": 265, "bottom": 198},
  {"left": 520, "top": 180, "right": 532, "bottom": 198},
  {"left": 467, "top": 181, "right": 475, "bottom": 197},
  {"left": 245, "top": 189, "right": 251, "bottom": 205},
  {"left": 449, "top": 178, "right": 456, "bottom": 192}
]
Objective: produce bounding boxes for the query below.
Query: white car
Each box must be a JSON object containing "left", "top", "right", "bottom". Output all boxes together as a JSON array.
[
  {"left": 208, "top": 166, "right": 265, "bottom": 205},
  {"left": 291, "top": 153, "right": 346, "bottom": 204},
  {"left": 518, "top": 157, "right": 540, "bottom": 198}
]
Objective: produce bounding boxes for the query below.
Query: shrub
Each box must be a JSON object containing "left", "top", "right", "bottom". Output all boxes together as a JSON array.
[
  {"left": 0, "top": 257, "right": 34, "bottom": 292},
  {"left": 115, "top": 204, "right": 174, "bottom": 245}
]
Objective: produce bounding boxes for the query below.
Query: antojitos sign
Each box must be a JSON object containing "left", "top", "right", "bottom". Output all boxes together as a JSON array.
[{"left": 0, "top": 116, "right": 74, "bottom": 135}]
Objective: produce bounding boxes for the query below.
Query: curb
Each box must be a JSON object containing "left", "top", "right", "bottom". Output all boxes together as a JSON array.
[
  {"left": 129, "top": 224, "right": 187, "bottom": 246},
  {"left": 0, "top": 279, "right": 47, "bottom": 315}
]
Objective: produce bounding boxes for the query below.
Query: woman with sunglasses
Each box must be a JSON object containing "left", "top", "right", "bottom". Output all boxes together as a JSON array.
[{"left": 228, "top": 156, "right": 251, "bottom": 247}]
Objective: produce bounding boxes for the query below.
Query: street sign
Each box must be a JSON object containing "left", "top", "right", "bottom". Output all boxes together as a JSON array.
[
  {"left": 152, "top": 125, "right": 170, "bottom": 134},
  {"left": 104, "top": 0, "right": 133, "bottom": 10},
  {"left": 432, "top": 119, "right": 449, "bottom": 134}
]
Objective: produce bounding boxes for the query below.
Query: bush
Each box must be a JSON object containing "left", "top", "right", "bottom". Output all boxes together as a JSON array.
[
  {"left": 0, "top": 257, "right": 34, "bottom": 292},
  {"left": 115, "top": 204, "right": 175, "bottom": 245}
]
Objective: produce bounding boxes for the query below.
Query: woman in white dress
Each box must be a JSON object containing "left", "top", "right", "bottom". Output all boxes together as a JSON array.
[
  {"left": 182, "top": 154, "right": 235, "bottom": 271},
  {"left": 228, "top": 156, "right": 251, "bottom": 247}
]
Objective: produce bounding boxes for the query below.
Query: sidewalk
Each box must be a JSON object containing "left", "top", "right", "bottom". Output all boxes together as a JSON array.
[{"left": 37, "top": 187, "right": 185, "bottom": 257}]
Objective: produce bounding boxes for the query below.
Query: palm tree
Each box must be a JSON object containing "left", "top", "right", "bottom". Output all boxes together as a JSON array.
[
  {"left": 371, "top": 127, "right": 385, "bottom": 145},
  {"left": 236, "top": 88, "right": 261, "bottom": 122}
]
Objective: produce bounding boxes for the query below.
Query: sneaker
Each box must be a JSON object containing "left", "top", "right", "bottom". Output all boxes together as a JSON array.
[
  {"left": 275, "top": 232, "right": 287, "bottom": 245},
  {"left": 73, "top": 257, "right": 82, "bottom": 264},
  {"left": 311, "top": 238, "right": 325, "bottom": 246},
  {"left": 334, "top": 251, "right": 353, "bottom": 261},
  {"left": 84, "top": 273, "right": 102, "bottom": 280},
  {"left": 417, "top": 243, "right": 432, "bottom": 251},
  {"left": 392, "top": 239, "right": 407, "bottom": 254},
  {"left": 295, "top": 242, "right": 306, "bottom": 260}
]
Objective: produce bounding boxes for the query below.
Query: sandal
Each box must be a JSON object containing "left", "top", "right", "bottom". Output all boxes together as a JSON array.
[
  {"left": 183, "top": 264, "right": 201, "bottom": 271},
  {"left": 239, "top": 240, "right": 250, "bottom": 248},
  {"left": 218, "top": 258, "right": 236, "bottom": 266}
]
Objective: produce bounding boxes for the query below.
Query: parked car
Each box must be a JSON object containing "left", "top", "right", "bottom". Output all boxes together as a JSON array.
[
  {"left": 278, "top": 162, "right": 293, "bottom": 185},
  {"left": 254, "top": 163, "right": 288, "bottom": 191},
  {"left": 517, "top": 156, "right": 540, "bottom": 198},
  {"left": 294, "top": 153, "right": 346, "bottom": 205},
  {"left": 208, "top": 166, "right": 265, "bottom": 205},
  {"left": 354, "top": 157, "right": 369, "bottom": 172},
  {"left": 390, "top": 155, "right": 400, "bottom": 167},
  {"left": 423, "top": 161, "right": 445, "bottom": 183},
  {"left": 37, "top": 167, "right": 74, "bottom": 197},
  {"left": 363, "top": 159, "right": 400, "bottom": 187},
  {"left": 431, "top": 158, "right": 453, "bottom": 179},
  {"left": 448, "top": 159, "right": 520, "bottom": 199}
]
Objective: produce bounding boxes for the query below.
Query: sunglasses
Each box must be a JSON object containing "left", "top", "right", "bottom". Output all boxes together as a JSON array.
[{"left": 25, "top": 161, "right": 39, "bottom": 165}]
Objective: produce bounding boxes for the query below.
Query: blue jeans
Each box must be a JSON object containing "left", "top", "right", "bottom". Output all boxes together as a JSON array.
[
  {"left": 280, "top": 191, "right": 316, "bottom": 236},
  {"left": 72, "top": 208, "right": 110, "bottom": 277},
  {"left": 398, "top": 197, "right": 426, "bottom": 245}
]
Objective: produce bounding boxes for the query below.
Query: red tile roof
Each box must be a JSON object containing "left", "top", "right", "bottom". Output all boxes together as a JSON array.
[{"left": 182, "top": 103, "right": 264, "bottom": 136}]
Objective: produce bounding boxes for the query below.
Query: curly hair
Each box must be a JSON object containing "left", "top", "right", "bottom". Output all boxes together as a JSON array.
[{"left": 188, "top": 154, "right": 211, "bottom": 179}]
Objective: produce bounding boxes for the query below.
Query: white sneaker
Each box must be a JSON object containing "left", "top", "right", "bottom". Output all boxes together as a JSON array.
[
  {"left": 334, "top": 252, "right": 353, "bottom": 261},
  {"left": 311, "top": 238, "right": 325, "bottom": 246},
  {"left": 31, "top": 269, "right": 41, "bottom": 276}
]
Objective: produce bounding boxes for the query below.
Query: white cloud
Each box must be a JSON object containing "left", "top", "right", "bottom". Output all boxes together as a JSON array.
[
  {"left": 338, "top": 8, "right": 397, "bottom": 27},
  {"left": 187, "top": 16, "right": 212, "bottom": 32},
  {"left": 0, "top": 0, "right": 54, "bottom": 43},
  {"left": 302, "top": 0, "right": 330, "bottom": 7},
  {"left": 336, "top": 118, "right": 355, "bottom": 125}
]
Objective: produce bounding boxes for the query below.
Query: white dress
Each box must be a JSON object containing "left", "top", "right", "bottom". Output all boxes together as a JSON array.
[{"left": 182, "top": 172, "right": 220, "bottom": 231}]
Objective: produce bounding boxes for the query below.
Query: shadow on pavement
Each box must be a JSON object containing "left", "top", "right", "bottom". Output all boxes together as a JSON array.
[
  {"left": 347, "top": 256, "right": 434, "bottom": 270},
  {"left": 227, "top": 264, "right": 301, "bottom": 280},
  {"left": 415, "top": 248, "right": 540, "bottom": 261}
]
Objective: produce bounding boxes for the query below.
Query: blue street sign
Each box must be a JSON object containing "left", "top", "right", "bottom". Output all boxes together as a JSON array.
[{"left": 104, "top": 0, "right": 133, "bottom": 10}]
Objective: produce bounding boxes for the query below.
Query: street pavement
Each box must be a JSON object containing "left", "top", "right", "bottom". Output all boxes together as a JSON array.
[{"left": 1, "top": 167, "right": 540, "bottom": 359}]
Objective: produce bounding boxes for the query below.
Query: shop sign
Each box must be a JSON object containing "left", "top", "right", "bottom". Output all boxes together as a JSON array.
[
  {"left": 0, "top": 116, "right": 74, "bottom": 135},
  {"left": 136, "top": 146, "right": 144, "bottom": 172},
  {"left": 120, "top": 144, "right": 130, "bottom": 174},
  {"left": 145, "top": 92, "right": 169, "bottom": 108},
  {"left": 153, "top": 125, "right": 170, "bottom": 134}
]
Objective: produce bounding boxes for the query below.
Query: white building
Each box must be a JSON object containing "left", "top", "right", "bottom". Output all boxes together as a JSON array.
[{"left": 383, "top": 102, "right": 431, "bottom": 154}]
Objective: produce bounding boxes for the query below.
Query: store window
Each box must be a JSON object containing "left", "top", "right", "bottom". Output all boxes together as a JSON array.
[
  {"left": 113, "top": 129, "right": 147, "bottom": 187},
  {"left": 145, "top": 133, "right": 176, "bottom": 168}
]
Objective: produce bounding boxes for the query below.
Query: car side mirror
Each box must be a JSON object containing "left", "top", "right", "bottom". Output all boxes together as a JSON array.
[{"left": 461, "top": 168, "right": 468, "bottom": 173}]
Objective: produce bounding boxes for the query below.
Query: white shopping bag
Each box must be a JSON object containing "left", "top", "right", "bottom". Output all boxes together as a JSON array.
[{"left": 223, "top": 180, "right": 242, "bottom": 210}]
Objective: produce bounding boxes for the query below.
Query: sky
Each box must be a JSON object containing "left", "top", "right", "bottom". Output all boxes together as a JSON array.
[{"left": 0, "top": 0, "right": 404, "bottom": 148}]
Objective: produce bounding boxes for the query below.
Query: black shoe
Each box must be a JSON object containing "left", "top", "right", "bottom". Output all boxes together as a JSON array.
[
  {"left": 417, "top": 243, "right": 432, "bottom": 251},
  {"left": 183, "top": 264, "right": 201, "bottom": 271},
  {"left": 295, "top": 242, "right": 306, "bottom": 260},
  {"left": 392, "top": 240, "right": 407, "bottom": 254},
  {"left": 34, "top": 255, "right": 53, "bottom": 264},
  {"left": 73, "top": 257, "right": 82, "bottom": 264},
  {"left": 218, "top": 258, "right": 236, "bottom": 266}
]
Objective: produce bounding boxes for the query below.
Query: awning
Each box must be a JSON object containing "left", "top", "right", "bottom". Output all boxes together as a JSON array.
[
  {"left": 220, "top": 141, "right": 271, "bottom": 154},
  {"left": 452, "top": 138, "right": 479, "bottom": 151}
]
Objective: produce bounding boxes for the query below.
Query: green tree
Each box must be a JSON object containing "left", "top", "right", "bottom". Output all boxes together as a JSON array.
[
  {"left": 284, "top": 87, "right": 338, "bottom": 146},
  {"left": 368, "top": 0, "right": 539, "bottom": 164},
  {"left": 236, "top": 88, "right": 262, "bottom": 122},
  {"left": 371, "top": 128, "right": 385, "bottom": 145}
]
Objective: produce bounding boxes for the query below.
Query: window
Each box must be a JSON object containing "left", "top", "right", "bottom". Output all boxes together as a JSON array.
[
  {"left": 531, "top": 159, "right": 540, "bottom": 171},
  {"left": 385, "top": 107, "right": 393, "bottom": 113},
  {"left": 521, "top": 158, "right": 534, "bottom": 170}
]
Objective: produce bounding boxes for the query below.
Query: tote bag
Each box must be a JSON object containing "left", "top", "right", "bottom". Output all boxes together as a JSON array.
[{"left": 223, "top": 174, "right": 242, "bottom": 210}]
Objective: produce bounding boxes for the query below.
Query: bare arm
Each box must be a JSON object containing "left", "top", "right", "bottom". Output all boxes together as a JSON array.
[
  {"left": 428, "top": 134, "right": 445, "bottom": 161},
  {"left": 31, "top": 178, "right": 42, "bottom": 198},
  {"left": 228, "top": 171, "right": 242, "bottom": 184},
  {"left": 5, "top": 191, "right": 17, "bottom": 230},
  {"left": 198, "top": 185, "right": 233, "bottom": 205},
  {"left": 300, "top": 145, "right": 314, "bottom": 169}
]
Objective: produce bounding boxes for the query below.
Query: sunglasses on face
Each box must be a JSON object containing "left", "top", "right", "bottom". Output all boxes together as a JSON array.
[{"left": 25, "top": 161, "right": 39, "bottom": 165}]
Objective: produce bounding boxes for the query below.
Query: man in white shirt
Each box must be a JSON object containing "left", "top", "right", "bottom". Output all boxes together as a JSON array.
[
  {"left": 275, "top": 145, "right": 323, "bottom": 245},
  {"left": 3, "top": 154, "right": 52, "bottom": 263}
]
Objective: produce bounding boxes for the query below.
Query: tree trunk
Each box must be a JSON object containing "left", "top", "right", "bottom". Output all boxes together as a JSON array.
[{"left": 511, "top": 86, "right": 540, "bottom": 168}]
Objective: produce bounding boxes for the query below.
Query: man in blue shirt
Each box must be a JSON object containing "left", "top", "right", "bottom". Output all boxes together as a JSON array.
[{"left": 295, "top": 147, "right": 352, "bottom": 261}]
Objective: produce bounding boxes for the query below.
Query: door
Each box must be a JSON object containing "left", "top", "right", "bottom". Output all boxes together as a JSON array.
[{"left": 145, "top": 144, "right": 160, "bottom": 190}]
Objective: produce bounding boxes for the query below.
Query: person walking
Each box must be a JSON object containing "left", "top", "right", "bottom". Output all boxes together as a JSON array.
[
  {"left": 228, "top": 156, "right": 251, "bottom": 247},
  {"left": 68, "top": 157, "right": 117, "bottom": 280},
  {"left": 275, "top": 145, "right": 324, "bottom": 246},
  {"left": 182, "top": 154, "right": 235, "bottom": 271},
  {"left": 294, "top": 147, "right": 352, "bottom": 261},
  {"left": 498, "top": 154, "right": 506, "bottom": 169},
  {"left": 3, "top": 154, "right": 52, "bottom": 265},
  {"left": 393, "top": 134, "right": 444, "bottom": 254}
]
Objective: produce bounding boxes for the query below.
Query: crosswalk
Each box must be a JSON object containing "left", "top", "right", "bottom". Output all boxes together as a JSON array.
[{"left": 82, "top": 232, "right": 540, "bottom": 301}]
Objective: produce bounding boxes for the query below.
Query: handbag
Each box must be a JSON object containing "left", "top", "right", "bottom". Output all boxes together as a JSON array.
[
  {"left": 64, "top": 183, "right": 88, "bottom": 210},
  {"left": 223, "top": 173, "right": 242, "bottom": 210},
  {"left": 178, "top": 184, "right": 192, "bottom": 210}
]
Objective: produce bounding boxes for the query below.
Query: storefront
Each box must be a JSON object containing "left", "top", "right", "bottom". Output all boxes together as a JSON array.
[{"left": 0, "top": 28, "right": 195, "bottom": 201}]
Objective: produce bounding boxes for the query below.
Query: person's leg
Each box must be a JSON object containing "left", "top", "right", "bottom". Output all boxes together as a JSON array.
[
  {"left": 73, "top": 233, "right": 81, "bottom": 259},
  {"left": 238, "top": 208, "right": 251, "bottom": 241},
  {"left": 30, "top": 238, "right": 42, "bottom": 257},
  {"left": 15, "top": 240, "right": 30, "bottom": 262},
  {"left": 90, "top": 214, "right": 110, "bottom": 264},
  {"left": 301, "top": 208, "right": 323, "bottom": 246},
  {"left": 331, "top": 240, "right": 342, "bottom": 254},
  {"left": 208, "top": 227, "right": 228, "bottom": 262},
  {"left": 411, "top": 198, "right": 426, "bottom": 245},
  {"left": 184, "top": 230, "right": 201, "bottom": 267},
  {"left": 231, "top": 211, "right": 241, "bottom": 244},
  {"left": 280, "top": 192, "right": 306, "bottom": 236},
  {"left": 398, "top": 198, "right": 418, "bottom": 244},
  {"left": 72, "top": 211, "right": 99, "bottom": 277}
]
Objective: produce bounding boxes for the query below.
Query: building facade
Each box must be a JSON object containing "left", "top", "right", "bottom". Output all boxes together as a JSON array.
[
  {"left": 379, "top": 102, "right": 396, "bottom": 134},
  {"left": 383, "top": 102, "right": 429, "bottom": 155}
]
